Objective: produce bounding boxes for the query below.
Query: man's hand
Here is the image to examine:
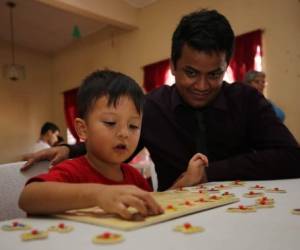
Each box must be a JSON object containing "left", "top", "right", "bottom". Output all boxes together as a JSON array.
[
  {"left": 185, "top": 153, "right": 208, "bottom": 184},
  {"left": 21, "top": 146, "right": 70, "bottom": 171},
  {"left": 95, "top": 185, "right": 164, "bottom": 220},
  {"left": 170, "top": 153, "right": 208, "bottom": 189}
]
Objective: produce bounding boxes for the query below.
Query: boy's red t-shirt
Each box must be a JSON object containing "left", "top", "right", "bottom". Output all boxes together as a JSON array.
[{"left": 27, "top": 156, "right": 152, "bottom": 191}]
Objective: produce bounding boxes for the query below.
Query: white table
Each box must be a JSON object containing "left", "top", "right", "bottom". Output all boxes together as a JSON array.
[{"left": 1, "top": 179, "right": 300, "bottom": 250}]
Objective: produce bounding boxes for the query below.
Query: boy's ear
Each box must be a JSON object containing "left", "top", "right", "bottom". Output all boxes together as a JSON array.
[{"left": 74, "top": 118, "right": 87, "bottom": 141}]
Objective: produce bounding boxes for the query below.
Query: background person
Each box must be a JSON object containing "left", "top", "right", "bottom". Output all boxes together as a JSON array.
[
  {"left": 31, "top": 122, "right": 60, "bottom": 152},
  {"left": 244, "top": 70, "right": 285, "bottom": 122}
]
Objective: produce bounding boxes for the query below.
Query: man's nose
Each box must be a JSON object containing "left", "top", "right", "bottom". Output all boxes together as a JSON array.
[{"left": 194, "top": 75, "right": 209, "bottom": 90}]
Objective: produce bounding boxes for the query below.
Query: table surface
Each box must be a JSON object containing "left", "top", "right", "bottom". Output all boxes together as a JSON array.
[{"left": 1, "top": 178, "right": 300, "bottom": 250}]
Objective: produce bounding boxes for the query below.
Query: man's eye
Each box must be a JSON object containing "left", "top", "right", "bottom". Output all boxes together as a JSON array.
[
  {"left": 103, "top": 121, "right": 116, "bottom": 126},
  {"left": 184, "top": 69, "right": 197, "bottom": 78},
  {"left": 208, "top": 72, "right": 223, "bottom": 80}
]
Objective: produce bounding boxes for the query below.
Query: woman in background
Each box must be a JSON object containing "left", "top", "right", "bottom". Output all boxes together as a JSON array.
[{"left": 244, "top": 70, "right": 285, "bottom": 122}]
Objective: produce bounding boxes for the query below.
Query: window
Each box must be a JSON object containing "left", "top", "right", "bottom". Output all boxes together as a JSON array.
[
  {"left": 229, "top": 29, "right": 263, "bottom": 81},
  {"left": 143, "top": 59, "right": 170, "bottom": 92},
  {"left": 164, "top": 68, "right": 175, "bottom": 86},
  {"left": 67, "top": 128, "right": 76, "bottom": 145},
  {"left": 254, "top": 45, "right": 262, "bottom": 71}
]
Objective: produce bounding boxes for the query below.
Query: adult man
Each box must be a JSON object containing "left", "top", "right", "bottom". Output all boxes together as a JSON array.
[{"left": 23, "top": 10, "right": 300, "bottom": 191}]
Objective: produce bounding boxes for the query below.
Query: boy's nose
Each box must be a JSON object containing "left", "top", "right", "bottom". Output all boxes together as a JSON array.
[{"left": 116, "top": 127, "right": 129, "bottom": 138}]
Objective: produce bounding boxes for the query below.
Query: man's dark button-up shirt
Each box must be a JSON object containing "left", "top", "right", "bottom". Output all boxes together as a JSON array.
[{"left": 138, "top": 82, "right": 300, "bottom": 191}]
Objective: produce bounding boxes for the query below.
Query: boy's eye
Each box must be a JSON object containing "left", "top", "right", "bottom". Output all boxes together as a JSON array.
[
  {"left": 103, "top": 121, "right": 116, "bottom": 126},
  {"left": 129, "top": 124, "right": 139, "bottom": 130}
]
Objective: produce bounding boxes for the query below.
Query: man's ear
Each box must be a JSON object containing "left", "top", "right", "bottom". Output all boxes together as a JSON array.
[
  {"left": 74, "top": 118, "right": 87, "bottom": 141},
  {"left": 170, "top": 60, "right": 176, "bottom": 75}
]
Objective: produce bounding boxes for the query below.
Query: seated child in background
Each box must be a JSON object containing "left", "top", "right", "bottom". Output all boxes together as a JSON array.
[
  {"left": 32, "top": 122, "right": 60, "bottom": 152},
  {"left": 19, "top": 70, "right": 207, "bottom": 220}
]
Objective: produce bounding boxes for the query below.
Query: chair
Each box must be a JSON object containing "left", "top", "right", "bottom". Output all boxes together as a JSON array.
[{"left": 0, "top": 161, "right": 50, "bottom": 221}]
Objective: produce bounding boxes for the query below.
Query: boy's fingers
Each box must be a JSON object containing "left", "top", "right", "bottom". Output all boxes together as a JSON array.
[
  {"left": 138, "top": 192, "right": 164, "bottom": 215},
  {"left": 126, "top": 195, "right": 148, "bottom": 216},
  {"left": 115, "top": 195, "right": 148, "bottom": 218},
  {"left": 114, "top": 203, "right": 133, "bottom": 220}
]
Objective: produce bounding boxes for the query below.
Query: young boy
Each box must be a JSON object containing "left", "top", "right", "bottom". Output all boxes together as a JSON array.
[{"left": 19, "top": 70, "right": 207, "bottom": 219}]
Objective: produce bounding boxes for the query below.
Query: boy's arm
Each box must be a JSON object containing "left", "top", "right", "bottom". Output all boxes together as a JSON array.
[
  {"left": 170, "top": 153, "right": 208, "bottom": 189},
  {"left": 19, "top": 182, "right": 163, "bottom": 219}
]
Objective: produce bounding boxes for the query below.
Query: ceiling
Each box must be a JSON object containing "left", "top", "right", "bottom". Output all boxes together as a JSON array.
[{"left": 0, "top": 0, "right": 157, "bottom": 55}]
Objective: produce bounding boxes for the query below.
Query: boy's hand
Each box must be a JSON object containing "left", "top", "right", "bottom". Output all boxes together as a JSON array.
[
  {"left": 170, "top": 153, "right": 208, "bottom": 189},
  {"left": 95, "top": 185, "right": 164, "bottom": 220}
]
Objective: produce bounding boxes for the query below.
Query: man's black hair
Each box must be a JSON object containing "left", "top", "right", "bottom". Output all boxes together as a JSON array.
[
  {"left": 77, "top": 70, "right": 144, "bottom": 119},
  {"left": 171, "top": 9, "right": 235, "bottom": 68},
  {"left": 41, "top": 122, "right": 59, "bottom": 135}
]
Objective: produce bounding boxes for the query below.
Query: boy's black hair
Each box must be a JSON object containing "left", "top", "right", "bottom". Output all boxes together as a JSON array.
[
  {"left": 77, "top": 70, "right": 144, "bottom": 119},
  {"left": 41, "top": 122, "right": 59, "bottom": 135},
  {"left": 171, "top": 9, "right": 235, "bottom": 68}
]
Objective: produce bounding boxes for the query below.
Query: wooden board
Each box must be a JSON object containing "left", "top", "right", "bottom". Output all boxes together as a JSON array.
[{"left": 55, "top": 188, "right": 239, "bottom": 231}]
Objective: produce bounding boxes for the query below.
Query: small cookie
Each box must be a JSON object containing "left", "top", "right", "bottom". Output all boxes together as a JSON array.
[
  {"left": 179, "top": 200, "right": 195, "bottom": 206},
  {"left": 255, "top": 201, "right": 274, "bottom": 208},
  {"left": 243, "top": 191, "right": 264, "bottom": 198},
  {"left": 291, "top": 209, "right": 300, "bottom": 215},
  {"left": 214, "top": 184, "right": 231, "bottom": 190},
  {"left": 266, "top": 187, "right": 286, "bottom": 193},
  {"left": 230, "top": 180, "right": 245, "bottom": 186},
  {"left": 174, "top": 223, "right": 204, "bottom": 234},
  {"left": 1, "top": 221, "right": 31, "bottom": 231},
  {"left": 227, "top": 205, "right": 256, "bottom": 213},
  {"left": 198, "top": 190, "right": 208, "bottom": 194},
  {"left": 207, "top": 188, "right": 220, "bottom": 193},
  {"left": 21, "top": 229, "right": 48, "bottom": 241},
  {"left": 196, "top": 184, "right": 207, "bottom": 189},
  {"left": 208, "top": 195, "right": 222, "bottom": 201},
  {"left": 92, "top": 232, "right": 124, "bottom": 244},
  {"left": 48, "top": 223, "right": 74, "bottom": 233},
  {"left": 255, "top": 196, "right": 274, "bottom": 205},
  {"left": 194, "top": 197, "right": 211, "bottom": 203},
  {"left": 165, "top": 204, "right": 178, "bottom": 211},
  {"left": 222, "top": 191, "right": 235, "bottom": 197},
  {"left": 249, "top": 184, "right": 265, "bottom": 190}
]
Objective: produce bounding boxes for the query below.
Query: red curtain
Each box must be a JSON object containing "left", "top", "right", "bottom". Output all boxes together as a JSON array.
[
  {"left": 63, "top": 88, "right": 80, "bottom": 143},
  {"left": 143, "top": 59, "right": 170, "bottom": 92},
  {"left": 229, "top": 29, "right": 262, "bottom": 81}
]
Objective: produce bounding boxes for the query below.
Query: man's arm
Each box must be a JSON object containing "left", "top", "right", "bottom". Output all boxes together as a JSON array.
[
  {"left": 206, "top": 89, "right": 300, "bottom": 181},
  {"left": 22, "top": 137, "right": 144, "bottom": 170},
  {"left": 22, "top": 143, "right": 86, "bottom": 171},
  {"left": 206, "top": 147, "right": 300, "bottom": 181}
]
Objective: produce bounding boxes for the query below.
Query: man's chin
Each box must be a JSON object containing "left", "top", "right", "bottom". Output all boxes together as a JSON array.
[{"left": 187, "top": 99, "right": 209, "bottom": 109}]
